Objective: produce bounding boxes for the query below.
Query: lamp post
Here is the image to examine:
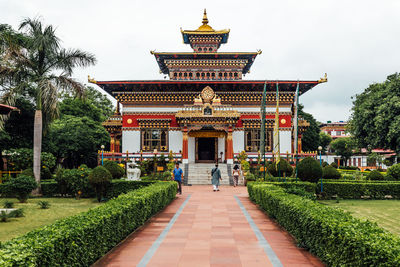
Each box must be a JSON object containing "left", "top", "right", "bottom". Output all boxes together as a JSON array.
[
  {"left": 101, "top": 145, "right": 105, "bottom": 165},
  {"left": 318, "top": 146, "right": 323, "bottom": 193}
]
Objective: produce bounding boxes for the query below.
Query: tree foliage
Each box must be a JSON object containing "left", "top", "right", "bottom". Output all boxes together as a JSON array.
[
  {"left": 349, "top": 73, "right": 400, "bottom": 154},
  {"left": 43, "top": 115, "right": 109, "bottom": 168},
  {"left": 330, "top": 138, "right": 355, "bottom": 166},
  {"left": 319, "top": 132, "right": 332, "bottom": 153},
  {"left": 298, "top": 104, "right": 320, "bottom": 151}
]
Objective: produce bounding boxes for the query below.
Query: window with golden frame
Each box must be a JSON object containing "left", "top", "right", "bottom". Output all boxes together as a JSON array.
[
  {"left": 141, "top": 129, "right": 168, "bottom": 152},
  {"left": 244, "top": 129, "right": 273, "bottom": 152}
]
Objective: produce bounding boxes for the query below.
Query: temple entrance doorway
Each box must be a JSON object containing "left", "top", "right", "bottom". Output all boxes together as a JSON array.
[{"left": 196, "top": 137, "right": 217, "bottom": 163}]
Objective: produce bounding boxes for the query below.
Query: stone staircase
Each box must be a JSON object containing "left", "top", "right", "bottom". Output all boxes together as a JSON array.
[{"left": 186, "top": 163, "right": 231, "bottom": 185}]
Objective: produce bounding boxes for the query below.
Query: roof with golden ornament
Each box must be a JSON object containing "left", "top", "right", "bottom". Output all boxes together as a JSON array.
[{"left": 181, "top": 9, "right": 230, "bottom": 41}]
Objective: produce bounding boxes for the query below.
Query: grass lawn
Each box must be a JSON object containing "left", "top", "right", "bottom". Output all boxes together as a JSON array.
[
  {"left": 319, "top": 199, "right": 400, "bottom": 235},
  {"left": 0, "top": 197, "right": 102, "bottom": 242}
]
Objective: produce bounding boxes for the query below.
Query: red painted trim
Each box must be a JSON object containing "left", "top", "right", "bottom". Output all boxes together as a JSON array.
[
  {"left": 235, "top": 114, "right": 292, "bottom": 128},
  {"left": 122, "top": 114, "right": 178, "bottom": 128}
]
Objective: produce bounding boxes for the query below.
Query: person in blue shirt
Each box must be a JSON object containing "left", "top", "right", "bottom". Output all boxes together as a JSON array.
[{"left": 173, "top": 163, "right": 183, "bottom": 195}]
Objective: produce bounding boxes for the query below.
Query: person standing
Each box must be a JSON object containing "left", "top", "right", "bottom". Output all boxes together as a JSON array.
[
  {"left": 211, "top": 164, "right": 221, "bottom": 192},
  {"left": 173, "top": 163, "right": 183, "bottom": 195},
  {"left": 232, "top": 164, "right": 240, "bottom": 187}
]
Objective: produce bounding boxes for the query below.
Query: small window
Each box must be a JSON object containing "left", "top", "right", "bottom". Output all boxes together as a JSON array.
[
  {"left": 206, "top": 73, "right": 210, "bottom": 77},
  {"left": 196, "top": 72, "right": 200, "bottom": 77},
  {"left": 209, "top": 47, "right": 212, "bottom": 52},
  {"left": 234, "top": 73, "right": 238, "bottom": 77},
  {"left": 174, "top": 73, "right": 177, "bottom": 77},
  {"left": 219, "top": 73, "right": 222, "bottom": 77},
  {"left": 189, "top": 72, "right": 193, "bottom": 77},
  {"left": 198, "top": 47, "right": 202, "bottom": 52},
  {"left": 201, "top": 73, "right": 205, "bottom": 77},
  {"left": 212, "top": 73, "right": 215, "bottom": 77},
  {"left": 204, "top": 106, "right": 212, "bottom": 115}
]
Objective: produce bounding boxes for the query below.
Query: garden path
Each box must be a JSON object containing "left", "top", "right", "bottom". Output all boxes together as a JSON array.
[{"left": 93, "top": 186, "right": 323, "bottom": 267}]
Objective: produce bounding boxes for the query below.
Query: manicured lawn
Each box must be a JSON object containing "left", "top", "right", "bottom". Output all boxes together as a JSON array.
[
  {"left": 319, "top": 199, "right": 400, "bottom": 235},
  {"left": 0, "top": 197, "right": 102, "bottom": 242}
]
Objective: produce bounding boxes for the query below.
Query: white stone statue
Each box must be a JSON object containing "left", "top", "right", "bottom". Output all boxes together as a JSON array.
[{"left": 127, "top": 161, "right": 141, "bottom": 180}]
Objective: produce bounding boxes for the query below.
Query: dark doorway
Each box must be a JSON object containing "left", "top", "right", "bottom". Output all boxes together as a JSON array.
[{"left": 196, "top": 137, "right": 216, "bottom": 163}]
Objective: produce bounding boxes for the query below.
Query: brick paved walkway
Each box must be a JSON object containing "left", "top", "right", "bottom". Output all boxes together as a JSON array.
[{"left": 93, "top": 186, "right": 324, "bottom": 267}]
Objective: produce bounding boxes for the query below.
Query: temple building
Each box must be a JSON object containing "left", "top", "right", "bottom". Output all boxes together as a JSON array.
[{"left": 90, "top": 10, "right": 326, "bottom": 165}]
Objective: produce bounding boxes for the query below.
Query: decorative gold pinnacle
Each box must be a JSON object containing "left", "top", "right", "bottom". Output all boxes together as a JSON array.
[
  {"left": 318, "top": 73, "right": 328, "bottom": 83},
  {"left": 202, "top": 9, "right": 209, "bottom": 25},
  {"left": 88, "top": 75, "right": 97, "bottom": 84}
]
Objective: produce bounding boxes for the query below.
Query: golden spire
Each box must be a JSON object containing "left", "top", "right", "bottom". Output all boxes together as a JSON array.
[{"left": 202, "top": 9, "right": 209, "bottom": 25}]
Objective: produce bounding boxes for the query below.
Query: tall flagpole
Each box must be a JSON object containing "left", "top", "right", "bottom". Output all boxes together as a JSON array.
[
  {"left": 260, "top": 82, "right": 267, "bottom": 181},
  {"left": 293, "top": 81, "right": 300, "bottom": 182},
  {"left": 273, "top": 82, "right": 280, "bottom": 181}
]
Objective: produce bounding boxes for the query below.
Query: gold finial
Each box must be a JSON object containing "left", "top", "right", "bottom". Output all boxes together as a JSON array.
[
  {"left": 257, "top": 49, "right": 263, "bottom": 55},
  {"left": 318, "top": 73, "right": 328, "bottom": 83},
  {"left": 202, "top": 9, "right": 209, "bottom": 25},
  {"left": 88, "top": 75, "right": 97, "bottom": 84}
]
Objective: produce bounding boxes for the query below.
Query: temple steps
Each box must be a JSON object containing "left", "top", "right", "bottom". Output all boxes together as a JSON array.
[{"left": 186, "top": 163, "right": 231, "bottom": 185}]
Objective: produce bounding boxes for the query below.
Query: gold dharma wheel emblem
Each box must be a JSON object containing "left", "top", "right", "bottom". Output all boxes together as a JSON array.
[
  {"left": 127, "top": 119, "right": 133, "bottom": 124},
  {"left": 280, "top": 119, "right": 286, "bottom": 124},
  {"left": 201, "top": 86, "right": 215, "bottom": 103}
]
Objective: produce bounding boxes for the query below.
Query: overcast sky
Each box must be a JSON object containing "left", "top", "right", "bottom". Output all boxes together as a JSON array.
[{"left": 2, "top": 0, "right": 400, "bottom": 122}]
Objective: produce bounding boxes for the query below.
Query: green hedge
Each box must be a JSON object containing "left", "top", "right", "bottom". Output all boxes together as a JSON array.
[
  {"left": 262, "top": 181, "right": 316, "bottom": 193},
  {"left": 0, "top": 181, "right": 177, "bottom": 266},
  {"left": 248, "top": 183, "right": 400, "bottom": 266},
  {"left": 40, "top": 180, "right": 154, "bottom": 198},
  {"left": 322, "top": 181, "right": 400, "bottom": 199}
]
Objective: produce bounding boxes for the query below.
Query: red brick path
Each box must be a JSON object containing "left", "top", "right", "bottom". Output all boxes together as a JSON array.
[{"left": 93, "top": 186, "right": 324, "bottom": 267}]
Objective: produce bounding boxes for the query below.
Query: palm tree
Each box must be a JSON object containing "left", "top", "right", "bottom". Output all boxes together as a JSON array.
[{"left": 1, "top": 18, "right": 96, "bottom": 190}]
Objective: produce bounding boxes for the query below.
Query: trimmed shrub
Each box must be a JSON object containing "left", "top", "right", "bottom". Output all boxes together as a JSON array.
[
  {"left": 5, "top": 175, "right": 37, "bottom": 203},
  {"left": 37, "top": 201, "right": 51, "bottom": 209},
  {"left": 3, "top": 201, "right": 14, "bottom": 209},
  {"left": 41, "top": 167, "right": 53, "bottom": 180},
  {"left": 387, "top": 163, "right": 400, "bottom": 180},
  {"left": 0, "top": 182, "right": 176, "bottom": 266},
  {"left": 267, "top": 159, "right": 293, "bottom": 177},
  {"left": 322, "top": 165, "right": 342, "bottom": 179},
  {"left": 103, "top": 160, "right": 125, "bottom": 179},
  {"left": 322, "top": 181, "right": 400, "bottom": 199},
  {"left": 89, "top": 166, "right": 112, "bottom": 202},
  {"left": 248, "top": 183, "right": 400, "bottom": 266},
  {"left": 105, "top": 180, "right": 154, "bottom": 199},
  {"left": 330, "top": 162, "right": 338, "bottom": 168},
  {"left": 367, "top": 170, "right": 385, "bottom": 181},
  {"left": 9, "top": 208, "right": 24, "bottom": 218},
  {"left": 297, "top": 157, "right": 322, "bottom": 183},
  {"left": 321, "top": 161, "right": 328, "bottom": 167}
]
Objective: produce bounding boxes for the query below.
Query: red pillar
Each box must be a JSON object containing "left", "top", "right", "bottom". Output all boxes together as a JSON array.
[
  {"left": 227, "top": 128, "right": 233, "bottom": 164},
  {"left": 110, "top": 133, "right": 115, "bottom": 152},
  {"left": 182, "top": 128, "right": 188, "bottom": 163}
]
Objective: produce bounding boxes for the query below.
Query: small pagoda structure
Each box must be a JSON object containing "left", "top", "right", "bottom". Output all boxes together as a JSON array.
[{"left": 90, "top": 10, "right": 326, "bottom": 164}]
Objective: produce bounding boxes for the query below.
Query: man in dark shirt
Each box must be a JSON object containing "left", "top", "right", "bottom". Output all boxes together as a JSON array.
[{"left": 173, "top": 163, "right": 183, "bottom": 195}]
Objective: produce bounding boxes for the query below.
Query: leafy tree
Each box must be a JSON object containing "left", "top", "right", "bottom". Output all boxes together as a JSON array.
[
  {"left": 59, "top": 86, "right": 114, "bottom": 122},
  {"left": 6, "top": 175, "right": 37, "bottom": 203},
  {"left": 319, "top": 132, "right": 332, "bottom": 153},
  {"left": 367, "top": 152, "right": 383, "bottom": 168},
  {"left": 43, "top": 115, "right": 109, "bottom": 168},
  {"left": 330, "top": 138, "right": 355, "bottom": 166},
  {"left": 88, "top": 166, "right": 112, "bottom": 202},
  {"left": 349, "top": 73, "right": 400, "bottom": 156},
  {"left": 298, "top": 104, "right": 320, "bottom": 151},
  {"left": 0, "top": 19, "right": 96, "bottom": 187}
]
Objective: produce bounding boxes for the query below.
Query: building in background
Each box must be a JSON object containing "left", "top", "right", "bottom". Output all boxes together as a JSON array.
[
  {"left": 320, "top": 121, "right": 350, "bottom": 139},
  {"left": 90, "top": 10, "right": 326, "bottom": 165}
]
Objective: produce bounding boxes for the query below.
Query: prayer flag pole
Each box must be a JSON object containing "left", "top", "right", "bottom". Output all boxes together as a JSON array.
[
  {"left": 293, "top": 81, "right": 300, "bottom": 182},
  {"left": 260, "top": 82, "right": 267, "bottom": 181},
  {"left": 273, "top": 83, "right": 281, "bottom": 181}
]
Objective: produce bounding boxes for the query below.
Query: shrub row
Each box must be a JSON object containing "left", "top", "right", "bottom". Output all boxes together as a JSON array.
[
  {"left": 248, "top": 183, "right": 400, "bottom": 266},
  {"left": 321, "top": 181, "right": 400, "bottom": 199},
  {"left": 0, "top": 181, "right": 177, "bottom": 266},
  {"left": 263, "top": 181, "right": 316, "bottom": 193}
]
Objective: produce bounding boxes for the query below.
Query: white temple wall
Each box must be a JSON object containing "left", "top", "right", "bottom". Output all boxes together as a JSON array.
[
  {"left": 188, "top": 137, "right": 195, "bottom": 163},
  {"left": 122, "top": 131, "right": 141, "bottom": 153},
  {"left": 168, "top": 131, "right": 182, "bottom": 153},
  {"left": 233, "top": 131, "right": 244, "bottom": 153},
  {"left": 218, "top": 138, "right": 225, "bottom": 161},
  {"left": 279, "top": 131, "right": 292, "bottom": 154}
]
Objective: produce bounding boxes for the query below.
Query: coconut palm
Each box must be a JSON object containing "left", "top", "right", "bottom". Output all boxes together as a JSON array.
[{"left": 0, "top": 18, "right": 96, "bottom": 189}]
